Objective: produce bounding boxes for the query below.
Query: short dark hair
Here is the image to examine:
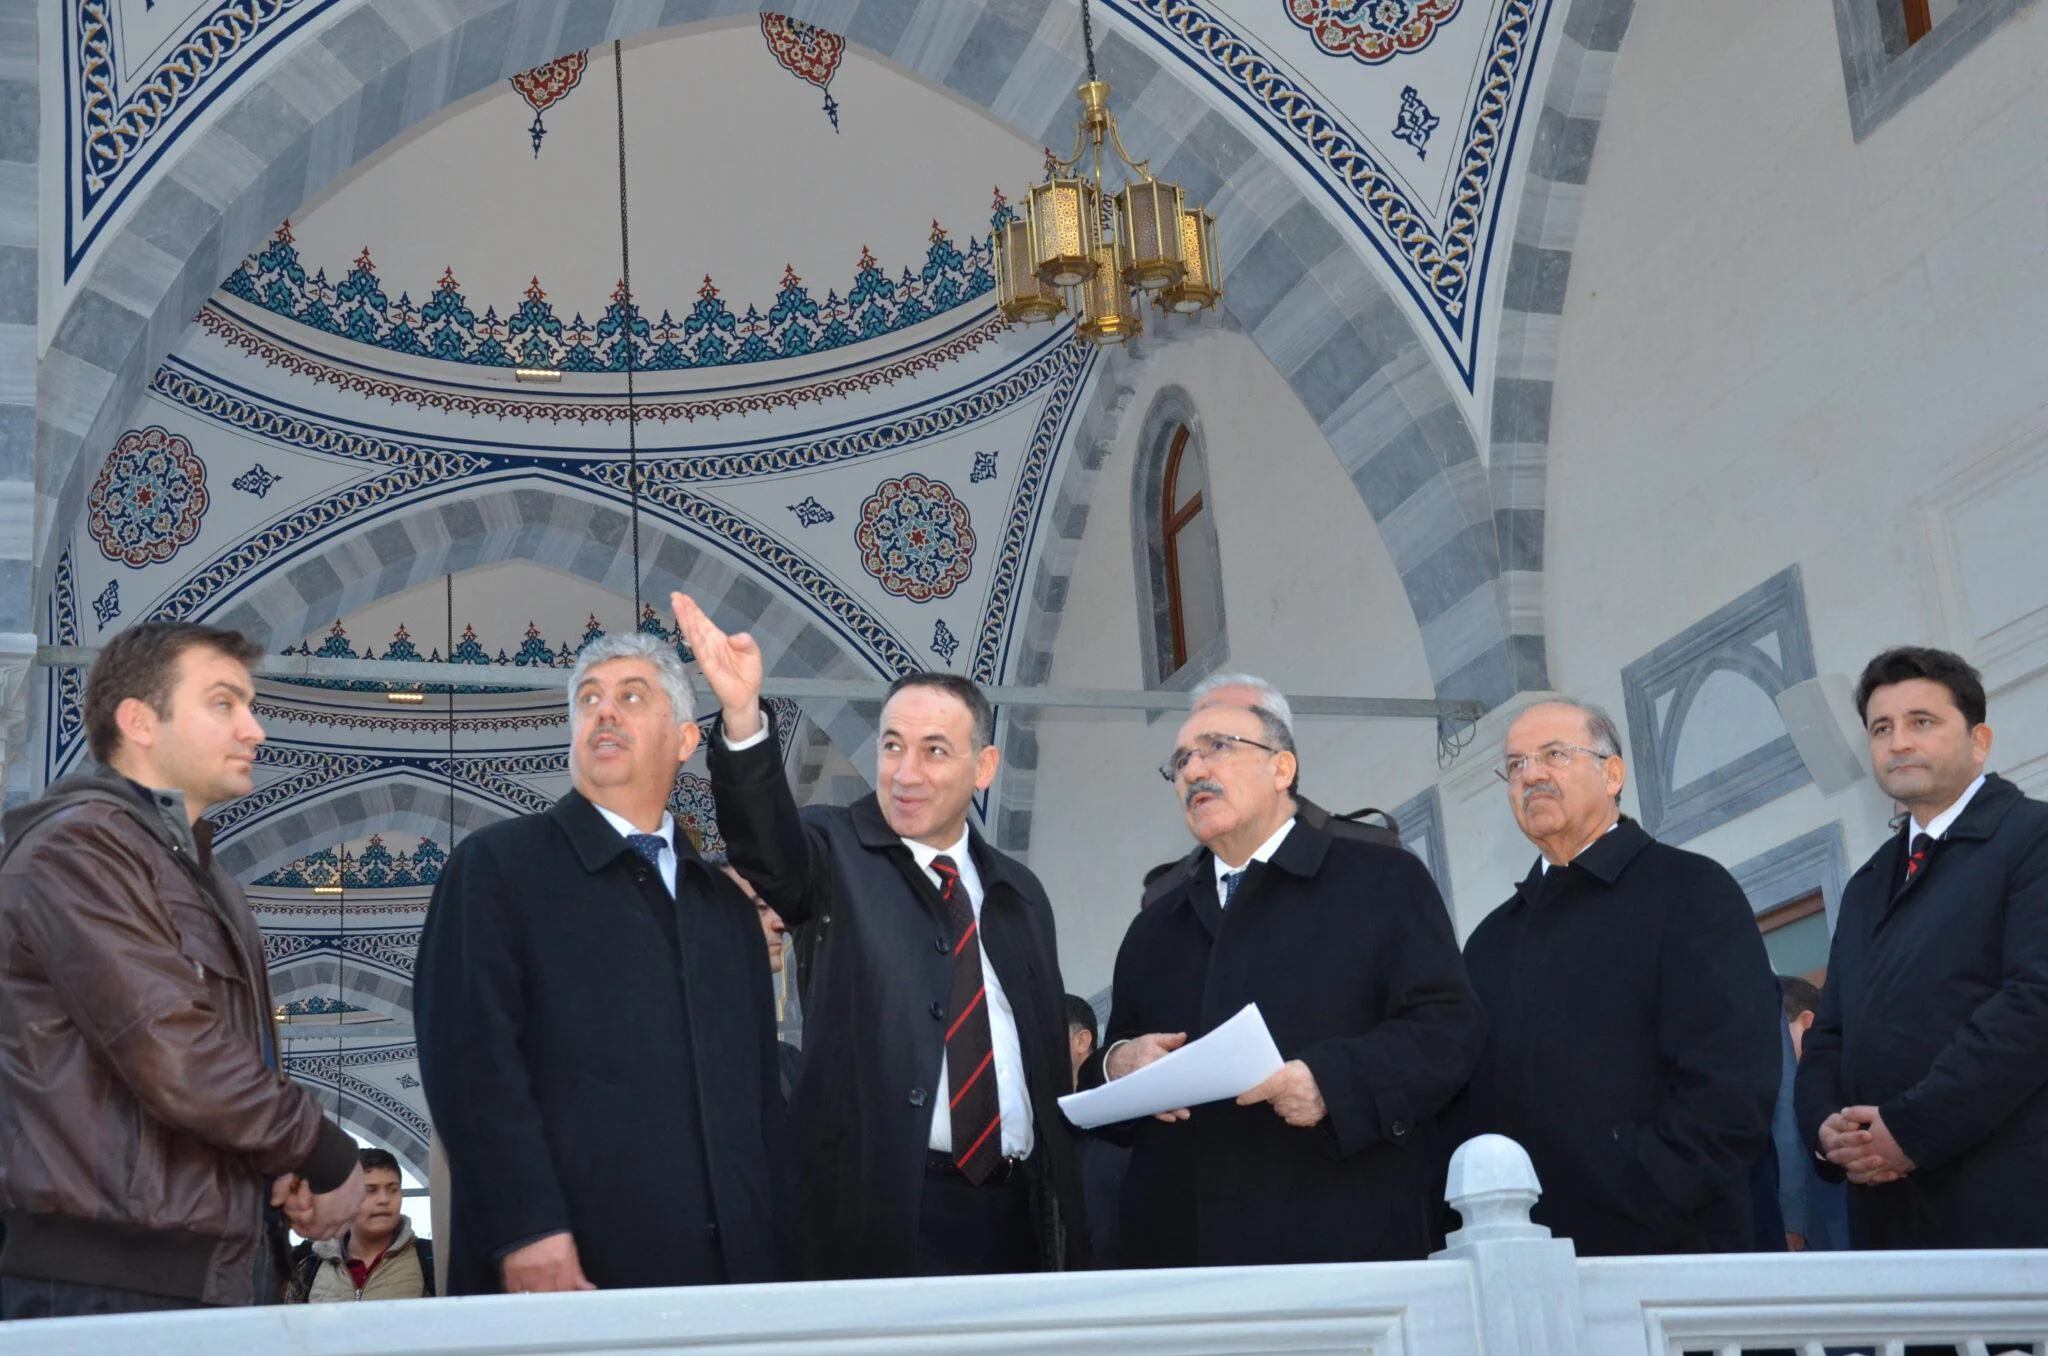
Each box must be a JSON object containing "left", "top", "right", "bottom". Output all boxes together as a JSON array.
[
  {"left": 358, "top": 1147, "right": 401, "bottom": 1177},
  {"left": 882, "top": 672, "right": 994, "bottom": 749},
  {"left": 1779, "top": 975, "right": 1822, "bottom": 1020},
  {"left": 1062, "top": 993, "right": 1098, "bottom": 1044},
  {"left": 1854, "top": 646, "right": 1986, "bottom": 729},
  {"left": 84, "top": 622, "right": 265, "bottom": 763}
]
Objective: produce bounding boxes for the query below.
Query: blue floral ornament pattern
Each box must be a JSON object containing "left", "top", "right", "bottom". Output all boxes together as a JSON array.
[
  {"left": 88, "top": 425, "right": 210, "bottom": 567},
  {"left": 855, "top": 474, "right": 975, "bottom": 603}
]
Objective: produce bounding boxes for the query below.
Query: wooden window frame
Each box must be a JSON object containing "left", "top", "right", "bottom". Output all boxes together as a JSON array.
[
  {"left": 1758, "top": 889, "right": 1829, "bottom": 985},
  {"left": 1160, "top": 424, "right": 1203, "bottom": 673},
  {"left": 1902, "top": 0, "right": 1933, "bottom": 44}
]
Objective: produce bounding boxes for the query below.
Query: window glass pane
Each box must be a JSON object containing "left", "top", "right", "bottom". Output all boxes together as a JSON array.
[
  {"left": 1174, "top": 502, "right": 1223, "bottom": 664},
  {"left": 1167, "top": 431, "right": 1207, "bottom": 515},
  {"left": 1762, "top": 911, "right": 1830, "bottom": 977}
]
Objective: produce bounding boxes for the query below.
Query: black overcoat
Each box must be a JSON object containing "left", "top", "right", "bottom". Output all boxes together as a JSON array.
[
  {"left": 1089, "top": 816, "right": 1486, "bottom": 1267},
  {"left": 707, "top": 714, "right": 1087, "bottom": 1278},
  {"left": 1794, "top": 773, "right": 2048, "bottom": 1248},
  {"left": 1457, "top": 818, "right": 1781, "bottom": 1256},
  {"left": 415, "top": 790, "right": 788, "bottom": 1293}
]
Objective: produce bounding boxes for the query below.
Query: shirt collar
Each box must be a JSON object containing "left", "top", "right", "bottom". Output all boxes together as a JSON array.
[
  {"left": 1214, "top": 816, "right": 1297, "bottom": 890},
  {"left": 1914, "top": 773, "right": 1988, "bottom": 841},
  {"left": 591, "top": 803, "right": 676, "bottom": 852},
  {"left": 905, "top": 826, "right": 972, "bottom": 872},
  {"left": 1537, "top": 816, "right": 1623, "bottom": 874}
]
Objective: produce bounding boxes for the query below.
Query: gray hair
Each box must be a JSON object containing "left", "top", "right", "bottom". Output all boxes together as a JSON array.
[
  {"left": 1189, "top": 671, "right": 1296, "bottom": 753},
  {"left": 567, "top": 632, "right": 696, "bottom": 725},
  {"left": 1511, "top": 698, "right": 1625, "bottom": 760}
]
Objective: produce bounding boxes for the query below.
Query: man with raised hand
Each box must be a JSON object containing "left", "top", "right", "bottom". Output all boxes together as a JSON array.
[
  {"left": 416, "top": 631, "right": 786, "bottom": 1294},
  {"left": 1796, "top": 647, "right": 2048, "bottom": 1249},
  {"left": 674, "top": 592, "right": 1085, "bottom": 1278},
  {"left": 0, "top": 622, "right": 363, "bottom": 1318}
]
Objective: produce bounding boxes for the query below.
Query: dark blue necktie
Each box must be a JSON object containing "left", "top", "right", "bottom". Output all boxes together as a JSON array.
[
  {"left": 1221, "top": 870, "right": 1244, "bottom": 906},
  {"left": 626, "top": 833, "right": 667, "bottom": 873}
]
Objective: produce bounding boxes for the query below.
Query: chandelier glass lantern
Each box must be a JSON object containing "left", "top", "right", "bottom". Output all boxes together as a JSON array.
[
  {"left": 993, "top": 0, "right": 1222, "bottom": 343},
  {"left": 994, "top": 218, "right": 1067, "bottom": 323}
]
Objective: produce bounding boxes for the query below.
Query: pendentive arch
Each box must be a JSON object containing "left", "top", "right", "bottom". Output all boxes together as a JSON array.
[{"left": 31, "top": 0, "right": 1540, "bottom": 773}]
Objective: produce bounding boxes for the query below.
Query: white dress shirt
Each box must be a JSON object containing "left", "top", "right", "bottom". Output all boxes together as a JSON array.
[
  {"left": 1212, "top": 816, "right": 1297, "bottom": 903},
  {"left": 721, "top": 721, "right": 1033, "bottom": 1156},
  {"left": 592, "top": 803, "right": 678, "bottom": 897},
  {"left": 1913, "top": 773, "right": 1987, "bottom": 841}
]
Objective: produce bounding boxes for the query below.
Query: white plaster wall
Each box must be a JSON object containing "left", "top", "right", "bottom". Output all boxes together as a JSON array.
[
  {"left": 1535, "top": 0, "right": 2048, "bottom": 909},
  {"left": 1030, "top": 327, "right": 1440, "bottom": 995}
]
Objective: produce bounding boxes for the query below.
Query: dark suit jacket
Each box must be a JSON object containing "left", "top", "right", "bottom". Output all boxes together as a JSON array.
[
  {"left": 1088, "top": 814, "right": 1485, "bottom": 1267},
  {"left": 1458, "top": 818, "right": 1781, "bottom": 1256},
  {"left": 707, "top": 711, "right": 1086, "bottom": 1278},
  {"left": 415, "top": 791, "right": 788, "bottom": 1293},
  {"left": 1794, "top": 773, "right": 2048, "bottom": 1248}
]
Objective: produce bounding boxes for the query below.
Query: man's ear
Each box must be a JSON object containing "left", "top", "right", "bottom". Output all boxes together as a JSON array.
[
  {"left": 1794, "top": 1010, "right": 1816, "bottom": 1036},
  {"left": 973, "top": 741, "right": 1001, "bottom": 792},
  {"left": 114, "top": 695, "right": 160, "bottom": 753},
  {"left": 676, "top": 720, "right": 702, "bottom": 764}
]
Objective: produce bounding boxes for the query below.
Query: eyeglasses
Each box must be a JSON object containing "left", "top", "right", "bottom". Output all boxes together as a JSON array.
[
  {"left": 1496, "top": 743, "right": 1615, "bottom": 782},
  {"left": 1159, "top": 732, "right": 1280, "bottom": 782}
]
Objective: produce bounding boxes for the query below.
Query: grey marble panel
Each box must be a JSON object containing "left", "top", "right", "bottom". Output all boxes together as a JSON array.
[
  {"left": 1832, "top": 0, "right": 2039, "bottom": 141},
  {"left": 1731, "top": 820, "right": 1851, "bottom": 933}
]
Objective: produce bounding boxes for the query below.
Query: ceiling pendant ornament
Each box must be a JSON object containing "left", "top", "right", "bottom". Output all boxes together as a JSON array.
[
  {"left": 761, "top": 13, "right": 846, "bottom": 132},
  {"left": 994, "top": 0, "right": 1223, "bottom": 343},
  {"left": 1283, "top": 0, "right": 1464, "bottom": 65},
  {"left": 856, "top": 474, "right": 976, "bottom": 603},
  {"left": 509, "top": 50, "right": 590, "bottom": 157},
  {"left": 87, "top": 425, "right": 210, "bottom": 568}
]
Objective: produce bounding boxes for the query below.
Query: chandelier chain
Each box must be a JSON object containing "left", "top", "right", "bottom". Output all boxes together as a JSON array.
[
  {"left": 1082, "top": 0, "right": 1097, "bottom": 82},
  {"left": 613, "top": 39, "right": 643, "bottom": 616}
]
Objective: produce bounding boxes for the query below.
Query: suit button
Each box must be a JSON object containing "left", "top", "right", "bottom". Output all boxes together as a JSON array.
[
  {"left": 935, "top": 935, "right": 950, "bottom": 953},
  {"left": 929, "top": 1000, "right": 945, "bottom": 1020},
  {"left": 909, "top": 1087, "right": 928, "bottom": 1107},
  {"left": 1391, "top": 1119, "right": 1409, "bottom": 1139}
]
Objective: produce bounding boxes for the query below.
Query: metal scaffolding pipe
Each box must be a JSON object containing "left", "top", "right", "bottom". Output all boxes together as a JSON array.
[{"left": 33, "top": 645, "right": 1483, "bottom": 721}]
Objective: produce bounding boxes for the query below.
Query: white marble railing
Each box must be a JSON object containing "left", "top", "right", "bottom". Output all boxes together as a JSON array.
[{"left": 6, "top": 1136, "right": 2046, "bottom": 1356}]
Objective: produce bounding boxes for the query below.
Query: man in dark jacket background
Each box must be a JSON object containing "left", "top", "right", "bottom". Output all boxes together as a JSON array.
[
  {"left": 1090, "top": 674, "right": 1485, "bottom": 1267},
  {"left": 0, "top": 622, "right": 363, "bottom": 1318},
  {"left": 1459, "top": 699, "right": 1780, "bottom": 1256},
  {"left": 416, "top": 631, "right": 788, "bottom": 1295},
  {"left": 677, "top": 592, "right": 1086, "bottom": 1279},
  {"left": 1795, "top": 646, "right": 2048, "bottom": 1249}
]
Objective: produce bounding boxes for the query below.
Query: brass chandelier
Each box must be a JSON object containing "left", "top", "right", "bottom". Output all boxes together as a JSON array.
[{"left": 993, "top": 0, "right": 1223, "bottom": 344}]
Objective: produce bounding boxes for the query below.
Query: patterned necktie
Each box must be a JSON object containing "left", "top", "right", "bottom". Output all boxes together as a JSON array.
[
  {"left": 626, "top": 833, "right": 667, "bottom": 874},
  {"left": 1221, "top": 870, "right": 1244, "bottom": 906},
  {"left": 934, "top": 854, "right": 1001, "bottom": 1183},
  {"left": 1904, "top": 831, "right": 1933, "bottom": 884}
]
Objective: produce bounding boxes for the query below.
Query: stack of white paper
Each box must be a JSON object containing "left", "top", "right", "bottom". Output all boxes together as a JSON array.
[{"left": 1057, "top": 1003, "right": 1284, "bottom": 1130}]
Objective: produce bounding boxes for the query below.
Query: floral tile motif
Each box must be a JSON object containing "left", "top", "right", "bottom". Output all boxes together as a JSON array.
[
  {"left": 92, "top": 579, "right": 121, "bottom": 631},
  {"left": 220, "top": 216, "right": 998, "bottom": 375},
  {"left": 87, "top": 425, "right": 210, "bottom": 568},
  {"left": 232, "top": 463, "right": 282, "bottom": 497},
  {"left": 931, "top": 619, "right": 960, "bottom": 664},
  {"left": 509, "top": 50, "right": 588, "bottom": 156},
  {"left": 1284, "top": 0, "right": 1465, "bottom": 65},
  {"left": 970, "top": 450, "right": 999, "bottom": 483},
  {"left": 762, "top": 14, "right": 844, "bottom": 131},
  {"left": 1392, "top": 84, "right": 1440, "bottom": 157},
  {"left": 855, "top": 474, "right": 975, "bottom": 603},
  {"left": 789, "top": 495, "right": 835, "bottom": 527},
  {"left": 670, "top": 772, "right": 726, "bottom": 858}
]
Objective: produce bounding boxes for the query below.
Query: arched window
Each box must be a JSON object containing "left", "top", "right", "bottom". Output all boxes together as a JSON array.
[
  {"left": 1133, "top": 390, "right": 1227, "bottom": 686},
  {"left": 1161, "top": 426, "right": 1221, "bottom": 673}
]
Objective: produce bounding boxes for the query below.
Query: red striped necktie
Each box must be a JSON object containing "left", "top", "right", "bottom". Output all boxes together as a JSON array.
[
  {"left": 1904, "top": 831, "right": 1934, "bottom": 883},
  {"left": 934, "top": 854, "right": 1001, "bottom": 1184}
]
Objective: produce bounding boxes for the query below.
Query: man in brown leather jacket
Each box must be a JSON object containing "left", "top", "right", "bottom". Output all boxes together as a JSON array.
[{"left": 0, "top": 622, "right": 365, "bottom": 1318}]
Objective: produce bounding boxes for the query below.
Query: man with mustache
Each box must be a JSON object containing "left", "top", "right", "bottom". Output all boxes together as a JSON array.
[
  {"left": 415, "top": 632, "right": 787, "bottom": 1294},
  {"left": 674, "top": 593, "right": 1085, "bottom": 1279},
  {"left": 1087, "top": 679, "right": 1484, "bottom": 1266},
  {"left": 1458, "top": 700, "right": 1780, "bottom": 1255},
  {"left": 1795, "top": 647, "right": 2048, "bottom": 1248},
  {"left": 0, "top": 622, "right": 363, "bottom": 1317}
]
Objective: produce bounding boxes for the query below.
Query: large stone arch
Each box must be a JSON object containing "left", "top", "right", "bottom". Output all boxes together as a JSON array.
[
  {"left": 216, "top": 772, "right": 513, "bottom": 881},
  {"left": 32, "top": 0, "right": 1528, "bottom": 752}
]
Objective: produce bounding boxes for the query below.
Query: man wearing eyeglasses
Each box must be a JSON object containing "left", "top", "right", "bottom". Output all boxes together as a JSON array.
[
  {"left": 1456, "top": 701, "right": 1780, "bottom": 1256},
  {"left": 1083, "top": 678, "right": 1485, "bottom": 1268}
]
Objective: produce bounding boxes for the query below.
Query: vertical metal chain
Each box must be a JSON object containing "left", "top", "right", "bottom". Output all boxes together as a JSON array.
[
  {"left": 1082, "top": 0, "right": 1097, "bottom": 82},
  {"left": 613, "top": 38, "right": 643, "bottom": 618},
  {"left": 445, "top": 573, "right": 456, "bottom": 849}
]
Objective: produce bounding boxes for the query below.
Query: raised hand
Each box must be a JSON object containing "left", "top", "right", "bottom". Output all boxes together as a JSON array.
[{"left": 671, "top": 592, "right": 765, "bottom": 740}]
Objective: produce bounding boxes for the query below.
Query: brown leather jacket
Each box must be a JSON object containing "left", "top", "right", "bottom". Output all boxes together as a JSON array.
[{"left": 0, "top": 770, "right": 357, "bottom": 1305}]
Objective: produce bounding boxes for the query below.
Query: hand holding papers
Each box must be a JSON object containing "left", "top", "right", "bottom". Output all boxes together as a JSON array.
[{"left": 1059, "top": 1003, "right": 1284, "bottom": 1130}]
